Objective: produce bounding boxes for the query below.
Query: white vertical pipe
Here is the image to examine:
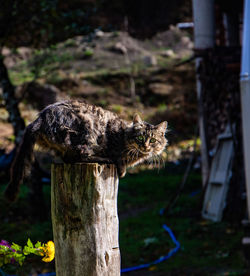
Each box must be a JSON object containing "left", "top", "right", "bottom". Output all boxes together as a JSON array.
[
  {"left": 192, "top": 0, "right": 215, "bottom": 186},
  {"left": 192, "top": 0, "right": 215, "bottom": 48},
  {"left": 241, "top": 0, "right": 250, "bottom": 78},
  {"left": 240, "top": 0, "right": 250, "bottom": 218}
]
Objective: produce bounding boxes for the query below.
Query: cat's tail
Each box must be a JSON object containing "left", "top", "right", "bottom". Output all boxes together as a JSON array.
[{"left": 4, "top": 122, "right": 38, "bottom": 202}]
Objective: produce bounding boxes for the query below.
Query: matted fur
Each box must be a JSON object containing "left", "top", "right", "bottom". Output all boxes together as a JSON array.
[{"left": 5, "top": 100, "right": 168, "bottom": 201}]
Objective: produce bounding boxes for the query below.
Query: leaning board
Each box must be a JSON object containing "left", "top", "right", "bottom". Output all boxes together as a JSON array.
[{"left": 202, "top": 126, "right": 234, "bottom": 222}]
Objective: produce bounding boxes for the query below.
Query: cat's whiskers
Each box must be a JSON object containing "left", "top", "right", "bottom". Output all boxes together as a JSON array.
[
  {"left": 146, "top": 156, "right": 152, "bottom": 167},
  {"left": 124, "top": 145, "right": 136, "bottom": 158},
  {"left": 154, "top": 154, "right": 159, "bottom": 168},
  {"left": 130, "top": 149, "right": 137, "bottom": 161},
  {"left": 157, "top": 155, "right": 162, "bottom": 171},
  {"left": 134, "top": 148, "right": 140, "bottom": 161},
  {"left": 148, "top": 153, "right": 158, "bottom": 169},
  {"left": 159, "top": 154, "right": 165, "bottom": 168},
  {"left": 151, "top": 153, "right": 165, "bottom": 171},
  {"left": 127, "top": 148, "right": 134, "bottom": 157},
  {"left": 136, "top": 149, "right": 140, "bottom": 161},
  {"left": 151, "top": 154, "right": 156, "bottom": 168},
  {"left": 149, "top": 156, "right": 154, "bottom": 166},
  {"left": 155, "top": 155, "right": 159, "bottom": 169},
  {"left": 125, "top": 146, "right": 139, "bottom": 163}
]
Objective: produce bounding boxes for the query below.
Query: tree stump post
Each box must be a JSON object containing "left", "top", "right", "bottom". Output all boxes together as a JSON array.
[{"left": 51, "top": 163, "right": 120, "bottom": 276}]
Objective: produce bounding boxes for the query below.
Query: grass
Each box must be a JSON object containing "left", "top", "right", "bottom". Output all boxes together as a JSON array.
[
  {"left": 9, "top": 67, "right": 35, "bottom": 86},
  {"left": 83, "top": 48, "right": 94, "bottom": 58},
  {"left": 0, "top": 165, "right": 246, "bottom": 275},
  {"left": 111, "top": 104, "right": 123, "bottom": 114},
  {"left": 8, "top": 48, "right": 75, "bottom": 85},
  {"left": 118, "top": 169, "right": 244, "bottom": 275},
  {"left": 157, "top": 103, "right": 167, "bottom": 113}
]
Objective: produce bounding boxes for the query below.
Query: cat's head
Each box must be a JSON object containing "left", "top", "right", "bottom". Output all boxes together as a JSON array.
[{"left": 125, "top": 114, "right": 168, "bottom": 159}]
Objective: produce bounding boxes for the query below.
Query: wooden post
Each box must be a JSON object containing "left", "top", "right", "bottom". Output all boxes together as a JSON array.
[{"left": 51, "top": 163, "right": 120, "bottom": 276}]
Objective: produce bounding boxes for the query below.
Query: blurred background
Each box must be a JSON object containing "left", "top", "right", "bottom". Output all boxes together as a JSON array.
[{"left": 0, "top": 0, "right": 249, "bottom": 275}]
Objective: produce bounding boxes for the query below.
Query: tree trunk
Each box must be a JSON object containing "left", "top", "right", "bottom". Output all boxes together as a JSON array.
[
  {"left": 0, "top": 55, "right": 25, "bottom": 144},
  {"left": 51, "top": 163, "right": 120, "bottom": 276}
]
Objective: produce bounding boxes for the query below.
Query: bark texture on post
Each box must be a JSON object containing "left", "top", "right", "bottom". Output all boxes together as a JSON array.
[{"left": 51, "top": 163, "right": 120, "bottom": 276}]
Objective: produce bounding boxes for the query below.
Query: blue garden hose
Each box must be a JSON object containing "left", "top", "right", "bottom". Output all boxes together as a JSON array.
[{"left": 121, "top": 224, "right": 180, "bottom": 273}]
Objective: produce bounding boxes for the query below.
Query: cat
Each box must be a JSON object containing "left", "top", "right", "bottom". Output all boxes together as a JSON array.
[{"left": 4, "top": 100, "right": 168, "bottom": 202}]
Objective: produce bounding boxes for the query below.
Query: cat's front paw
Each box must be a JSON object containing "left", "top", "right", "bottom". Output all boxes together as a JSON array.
[{"left": 117, "top": 165, "right": 126, "bottom": 178}]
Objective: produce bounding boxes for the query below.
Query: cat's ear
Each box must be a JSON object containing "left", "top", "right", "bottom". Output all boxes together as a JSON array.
[
  {"left": 156, "top": 121, "right": 168, "bottom": 133},
  {"left": 133, "top": 114, "right": 143, "bottom": 124}
]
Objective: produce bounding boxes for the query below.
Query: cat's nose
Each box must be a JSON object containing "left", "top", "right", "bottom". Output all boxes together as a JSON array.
[{"left": 144, "top": 140, "right": 150, "bottom": 150}]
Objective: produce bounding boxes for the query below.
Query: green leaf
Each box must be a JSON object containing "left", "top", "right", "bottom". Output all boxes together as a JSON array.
[
  {"left": 23, "top": 246, "right": 30, "bottom": 255},
  {"left": 14, "top": 252, "right": 23, "bottom": 259},
  {"left": 23, "top": 245, "right": 37, "bottom": 255},
  {"left": 17, "top": 254, "right": 25, "bottom": 266},
  {"left": 0, "top": 245, "right": 10, "bottom": 252},
  {"left": 35, "top": 241, "right": 42, "bottom": 248},
  {"left": 11, "top": 243, "right": 22, "bottom": 252},
  {"left": 4, "top": 256, "right": 10, "bottom": 265},
  {"left": 27, "top": 239, "right": 33, "bottom": 248},
  {"left": 34, "top": 248, "right": 43, "bottom": 256}
]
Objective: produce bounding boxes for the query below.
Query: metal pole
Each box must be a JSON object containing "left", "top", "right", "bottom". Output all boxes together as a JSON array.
[
  {"left": 192, "top": 0, "right": 215, "bottom": 49},
  {"left": 240, "top": 0, "right": 250, "bottom": 218},
  {"left": 192, "top": 0, "right": 215, "bottom": 186}
]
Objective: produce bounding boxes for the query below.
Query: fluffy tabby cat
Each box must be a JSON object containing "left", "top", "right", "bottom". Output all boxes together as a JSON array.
[{"left": 5, "top": 100, "right": 168, "bottom": 201}]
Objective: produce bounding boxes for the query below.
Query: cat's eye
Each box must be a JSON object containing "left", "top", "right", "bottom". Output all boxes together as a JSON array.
[
  {"left": 150, "top": 138, "right": 156, "bottom": 143},
  {"left": 137, "top": 135, "right": 144, "bottom": 142}
]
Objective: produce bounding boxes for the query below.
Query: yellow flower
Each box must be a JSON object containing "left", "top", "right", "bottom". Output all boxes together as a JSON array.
[{"left": 40, "top": 241, "right": 55, "bottom": 262}]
